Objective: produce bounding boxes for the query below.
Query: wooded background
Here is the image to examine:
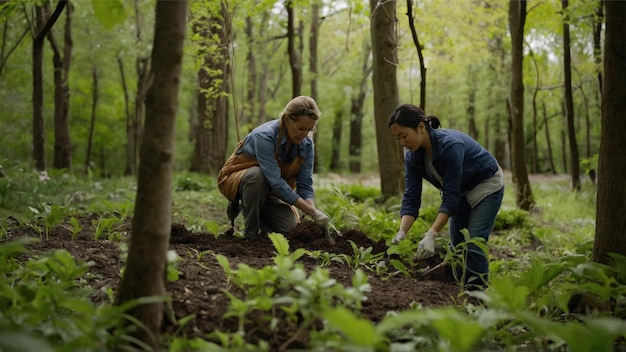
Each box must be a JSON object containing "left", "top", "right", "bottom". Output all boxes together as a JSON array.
[{"left": 0, "top": 0, "right": 604, "bottom": 185}]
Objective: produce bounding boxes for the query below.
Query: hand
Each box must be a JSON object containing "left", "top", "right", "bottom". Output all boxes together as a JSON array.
[
  {"left": 310, "top": 209, "right": 329, "bottom": 224},
  {"left": 415, "top": 229, "right": 437, "bottom": 259},
  {"left": 391, "top": 230, "right": 406, "bottom": 244}
]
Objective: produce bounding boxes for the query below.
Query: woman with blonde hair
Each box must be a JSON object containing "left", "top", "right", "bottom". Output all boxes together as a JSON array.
[{"left": 218, "top": 96, "right": 329, "bottom": 240}]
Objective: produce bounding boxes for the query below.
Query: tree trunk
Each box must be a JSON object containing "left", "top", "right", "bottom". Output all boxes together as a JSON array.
[
  {"left": 48, "top": 1, "right": 73, "bottom": 170},
  {"left": 85, "top": 66, "right": 97, "bottom": 175},
  {"left": 561, "top": 0, "right": 580, "bottom": 190},
  {"left": 128, "top": 56, "right": 149, "bottom": 176},
  {"left": 310, "top": 0, "right": 320, "bottom": 173},
  {"left": 406, "top": 0, "right": 427, "bottom": 109},
  {"left": 508, "top": 0, "right": 534, "bottom": 210},
  {"left": 190, "top": 3, "right": 231, "bottom": 174},
  {"left": 114, "top": 1, "right": 188, "bottom": 349},
  {"left": 286, "top": 0, "right": 302, "bottom": 97},
  {"left": 349, "top": 40, "right": 372, "bottom": 173},
  {"left": 329, "top": 109, "right": 342, "bottom": 171},
  {"left": 542, "top": 103, "right": 557, "bottom": 174},
  {"left": 244, "top": 15, "right": 256, "bottom": 126},
  {"left": 593, "top": 1, "right": 626, "bottom": 265},
  {"left": 370, "top": 0, "right": 404, "bottom": 197},
  {"left": 31, "top": 1, "right": 67, "bottom": 171},
  {"left": 118, "top": 56, "right": 132, "bottom": 176}
]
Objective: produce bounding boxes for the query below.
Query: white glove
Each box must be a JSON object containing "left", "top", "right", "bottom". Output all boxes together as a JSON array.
[
  {"left": 391, "top": 230, "right": 406, "bottom": 244},
  {"left": 311, "top": 209, "right": 329, "bottom": 224},
  {"left": 415, "top": 229, "right": 437, "bottom": 259}
]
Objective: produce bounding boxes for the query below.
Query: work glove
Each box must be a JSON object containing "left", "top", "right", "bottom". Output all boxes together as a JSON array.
[
  {"left": 415, "top": 229, "right": 437, "bottom": 259},
  {"left": 391, "top": 230, "right": 406, "bottom": 245},
  {"left": 311, "top": 209, "right": 334, "bottom": 244},
  {"left": 310, "top": 209, "right": 329, "bottom": 225}
]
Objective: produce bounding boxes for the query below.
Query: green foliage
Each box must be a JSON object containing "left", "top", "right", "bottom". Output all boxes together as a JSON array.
[
  {"left": 1, "top": 170, "right": 624, "bottom": 350},
  {"left": 174, "top": 172, "right": 214, "bottom": 192},
  {"left": 0, "top": 239, "right": 148, "bottom": 351},
  {"left": 91, "top": 0, "right": 127, "bottom": 29},
  {"left": 493, "top": 207, "right": 530, "bottom": 231},
  {"left": 212, "top": 233, "right": 371, "bottom": 348}
]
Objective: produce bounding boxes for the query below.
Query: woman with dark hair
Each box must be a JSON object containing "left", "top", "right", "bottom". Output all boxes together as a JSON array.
[
  {"left": 218, "top": 96, "right": 329, "bottom": 240},
  {"left": 388, "top": 103, "right": 504, "bottom": 290}
]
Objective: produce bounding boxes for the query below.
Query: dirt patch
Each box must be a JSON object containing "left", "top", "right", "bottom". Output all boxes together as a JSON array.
[{"left": 5, "top": 215, "right": 463, "bottom": 350}]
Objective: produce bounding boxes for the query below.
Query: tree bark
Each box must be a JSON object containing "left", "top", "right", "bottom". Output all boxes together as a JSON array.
[
  {"left": 310, "top": 0, "right": 320, "bottom": 173},
  {"left": 114, "top": 1, "right": 188, "bottom": 349},
  {"left": 370, "top": 0, "right": 404, "bottom": 197},
  {"left": 406, "top": 0, "right": 427, "bottom": 109},
  {"left": 244, "top": 15, "right": 256, "bottom": 126},
  {"left": 561, "top": 0, "right": 580, "bottom": 190},
  {"left": 349, "top": 40, "right": 372, "bottom": 173},
  {"left": 593, "top": 0, "right": 626, "bottom": 264},
  {"left": 118, "top": 56, "right": 132, "bottom": 176},
  {"left": 329, "top": 108, "right": 342, "bottom": 171},
  {"left": 32, "top": 0, "right": 68, "bottom": 171},
  {"left": 48, "top": 1, "right": 73, "bottom": 170},
  {"left": 85, "top": 66, "right": 97, "bottom": 175},
  {"left": 286, "top": 0, "right": 302, "bottom": 97},
  {"left": 190, "top": 2, "right": 231, "bottom": 174},
  {"left": 508, "top": 0, "right": 534, "bottom": 210}
]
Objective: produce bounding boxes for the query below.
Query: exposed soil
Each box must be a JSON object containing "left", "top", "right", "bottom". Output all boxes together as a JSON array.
[{"left": 5, "top": 214, "right": 464, "bottom": 350}]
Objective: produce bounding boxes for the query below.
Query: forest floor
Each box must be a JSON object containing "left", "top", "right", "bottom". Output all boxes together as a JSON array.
[{"left": 6, "top": 211, "right": 467, "bottom": 350}]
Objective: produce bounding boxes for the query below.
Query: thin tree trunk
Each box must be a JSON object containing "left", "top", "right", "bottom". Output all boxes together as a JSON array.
[
  {"left": 561, "top": 0, "right": 580, "bottom": 190},
  {"left": 85, "top": 66, "right": 97, "bottom": 174},
  {"left": 286, "top": 0, "right": 302, "bottom": 97},
  {"left": 508, "top": 0, "right": 534, "bottom": 210},
  {"left": 329, "top": 109, "right": 342, "bottom": 171},
  {"left": 349, "top": 40, "right": 372, "bottom": 173},
  {"left": 114, "top": 1, "right": 188, "bottom": 348},
  {"left": 593, "top": 0, "right": 626, "bottom": 265},
  {"left": 129, "top": 56, "right": 149, "bottom": 176},
  {"left": 370, "top": 0, "right": 404, "bottom": 197},
  {"left": 310, "top": 0, "right": 320, "bottom": 172},
  {"left": 48, "top": 1, "right": 73, "bottom": 170},
  {"left": 32, "top": 1, "right": 68, "bottom": 171},
  {"left": 244, "top": 15, "right": 256, "bottom": 126},
  {"left": 118, "top": 56, "right": 132, "bottom": 176},
  {"left": 542, "top": 103, "right": 557, "bottom": 174},
  {"left": 406, "top": 0, "right": 427, "bottom": 109}
]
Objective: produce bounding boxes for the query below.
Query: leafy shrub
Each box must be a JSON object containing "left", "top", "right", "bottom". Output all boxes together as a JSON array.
[
  {"left": 174, "top": 173, "right": 214, "bottom": 192},
  {"left": 493, "top": 207, "right": 530, "bottom": 231}
]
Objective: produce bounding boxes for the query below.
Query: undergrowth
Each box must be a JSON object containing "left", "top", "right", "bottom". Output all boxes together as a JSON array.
[{"left": 1, "top": 167, "right": 624, "bottom": 351}]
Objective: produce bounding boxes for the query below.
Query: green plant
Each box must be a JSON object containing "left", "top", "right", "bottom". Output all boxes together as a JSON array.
[
  {"left": 92, "top": 216, "right": 123, "bottom": 241},
  {"left": 65, "top": 216, "right": 83, "bottom": 241},
  {"left": 0, "top": 238, "right": 159, "bottom": 351},
  {"left": 212, "top": 233, "right": 371, "bottom": 349},
  {"left": 28, "top": 203, "right": 69, "bottom": 239}
]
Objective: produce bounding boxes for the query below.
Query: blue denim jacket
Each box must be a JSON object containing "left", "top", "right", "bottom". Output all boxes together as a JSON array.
[
  {"left": 401, "top": 128, "right": 499, "bottom": 218},
  {"left": 238, "top": 119, "right": 315, "bottom": 204}
]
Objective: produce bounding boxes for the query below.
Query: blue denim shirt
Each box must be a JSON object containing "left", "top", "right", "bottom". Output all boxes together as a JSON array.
[
  {"left": 401, "top": 128, "right": 499, "bottom": 218},
  {"left": 237, "top": 119, "right": 315, "bottom": 204}
]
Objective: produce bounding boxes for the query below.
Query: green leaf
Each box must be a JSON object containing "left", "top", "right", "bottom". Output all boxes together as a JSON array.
[
  {"left": 92, "top": 0, "right": 127, "bottom": 29},
  {"left": 323, "top": 307, "right": 380, "bottom": 347}
]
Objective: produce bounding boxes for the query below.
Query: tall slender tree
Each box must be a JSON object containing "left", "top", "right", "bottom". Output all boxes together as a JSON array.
[
  {"left": 508, "top": 0, "right": 534, "bottom": 210},
  {"left": 286, "top": 0, "right": 302, "bottom": 97},
  {"left": 593, "top": 1, "right": 626, "bottom": 264},
  {"left": 31, "top": 0, "right": 67, "bottom": 171},
  {"left": 47, "top": 1, "right": 73, "bottom": 170},
  {"left": 114, "top": 1, "right": 188, "bottom": 348},
  {"left": 561, "top": 0, "right": 580, "bottom": 190}
]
